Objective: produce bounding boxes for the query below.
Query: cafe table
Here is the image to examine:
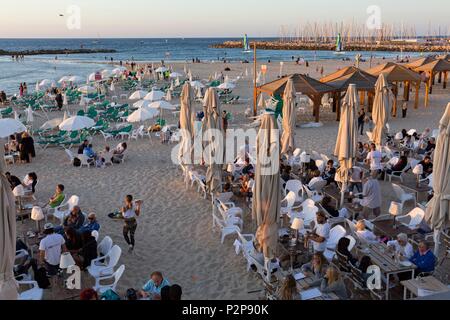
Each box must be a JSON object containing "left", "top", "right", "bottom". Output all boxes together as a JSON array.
[
  {"left": 399, "top": 181, "right": 432, "bottom": 203},
  {"left": 401, "top": 276, "right": 450, "bottom": 300}
]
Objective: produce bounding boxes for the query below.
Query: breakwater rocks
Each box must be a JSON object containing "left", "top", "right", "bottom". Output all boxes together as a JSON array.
[
  {"left": 0, "top": 48, "right": 117, "bottom": 56},
  {"left": 212, "top": 41, "right": 449, "bottom": 53}
]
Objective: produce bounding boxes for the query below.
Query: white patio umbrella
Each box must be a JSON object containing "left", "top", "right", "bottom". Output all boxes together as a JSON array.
[
  {"left": 38, "top": 79, "right": 52, "bottom": 88},
  {"left": 40, "top": 118, "right": 63, "bottom": 130},
  {"left": 14, "top": 111, "right": 19, "bottom": 121},
  {"left": 58, "top": 76, "right": 70, "bottom": 83},
  {"left": 144, "top": 90, "right": 165, "bottom": 101},
  {"left": 101, "top": 69, "right": 111, "bottom": 78},
  {"left": 0, "top": 158, "right": 18, "bottom": 300},
  {"left": 26, "top": 106, "right": 34, "bottom": 124},
  {"left": 59, "top": 116, "right": 95, "bottom": 132},
  {"left": 78, "top": 86, "right": 96, "bottom": 94},
  {"left": 127, "top": 107, "right": 159, "bottom": 123},
  {"left": 175, "top": 78, "right": 181, "bottom": 87},
  {"left": 217, "top": 82, "right": 236, "bottom": 90},
  {"left": 88, "top": 73, "right": 97, "bottom": 82},
  {"left": 190, "top": 81, "right": 205, "bottom": 89},
  {"left": 148, "top": 100, "right": 176, "bottom": 111},
  {"left": 129, "top": 90, "right": 148, "bottom": 100},
  {"left": 133, "top": 100, "right": 151, "bottom": 109},
  {"left": 112, "top": 67, "right": 126, "bottom": 75},
  {"left": 67, "top": 76, "right": 83, "bottom": 83},
  {"left": 170, "top": 72, "right": 183, "bottom": 78},
  {"left": 371, "top": 74, "right": 392, "bottom": 148},
  {"left": 0, "top": 119, "right": 27, "bottom": 138},
  {"left": 155, "top": 66, "right": 169, "bottom": 73}
]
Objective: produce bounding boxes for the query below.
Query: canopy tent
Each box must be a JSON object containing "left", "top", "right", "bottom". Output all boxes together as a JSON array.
[
  {"left": 405, "top": 55, "right": 437, "bottom": 70},
  {"left": 0, "top": 159, "right": 18, "bottom": 300},
  {"left": 252, "top": 112, "right": 281, "bottom": 280},
  {"left": 414, "top": 59, "right": 450, "bottom": 107},
  {"left": 258, "top": 74, "right": 336, "bottom": 122},
  {"left": 367, "top": 62, "right": 422, "bottom": 113},
  {"left": 320, "top": 67, "right": 377, "bottom": 120},
  {"left": 425, "top": 103, "right": 450, "bottom": 256}
]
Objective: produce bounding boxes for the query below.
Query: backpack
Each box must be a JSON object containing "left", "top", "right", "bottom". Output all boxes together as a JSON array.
[{"left": 73, "top": 157, "right": 81, "bottom": 167}]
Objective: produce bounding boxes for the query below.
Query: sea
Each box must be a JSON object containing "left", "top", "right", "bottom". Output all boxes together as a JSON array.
[{"left": 0, "top": 38, "right": 424, "bottom": 94}]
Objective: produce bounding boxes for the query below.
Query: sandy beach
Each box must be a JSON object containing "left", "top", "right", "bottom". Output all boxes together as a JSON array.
[{"left": 9, "top": 57, "right": 449, "bottom": 300}]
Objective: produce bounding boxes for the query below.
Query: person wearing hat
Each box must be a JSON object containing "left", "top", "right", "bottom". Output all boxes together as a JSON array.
[{"left": 39, "top": 223, "right": 67, "bottom": 276}]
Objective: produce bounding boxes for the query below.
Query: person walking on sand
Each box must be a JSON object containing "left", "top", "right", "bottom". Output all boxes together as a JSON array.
[
  {"left": 357, "top": 109, "right": 366, "bottom": 136},
  {"left": 121, "top": 195, "right": 142, "bottom": 251}
]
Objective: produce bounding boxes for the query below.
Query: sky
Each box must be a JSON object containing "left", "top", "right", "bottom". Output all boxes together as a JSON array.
[{"left": 0, "top": 0, "right": 448, "bottom": 38}]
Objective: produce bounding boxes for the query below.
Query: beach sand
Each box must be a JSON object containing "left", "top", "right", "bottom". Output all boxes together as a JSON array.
[{"left": 11, "top": 57, "right": 449, "bottom": 299}]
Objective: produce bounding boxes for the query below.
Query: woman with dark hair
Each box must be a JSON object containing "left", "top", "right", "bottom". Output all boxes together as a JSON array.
[
  {"left": 76, "top": 231, "right": 98, "bottom": 270},
  {"left": 64, "top": 227, "right": 82, "bottom": 254},
  {"left": 23, "top": 172, "right": 38, "bottom": 194},
  {"left": 276, "top": 275, "right": 299, "bottom": 300},
  {"left": 19, "top": 132, "right": 35, "bottom": 163},
  {"left": 336, "top": 237, "right": 357, "bottom": 265},
  {"left": 160, "top": 285, "right": 171, "bottom": 300},
  {"left": 169, "top": 285, "right": 182, "bottom": 300}
]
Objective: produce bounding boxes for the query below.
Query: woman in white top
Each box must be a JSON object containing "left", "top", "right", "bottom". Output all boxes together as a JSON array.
[
  {"left": 121, "top": 195, "right": 142, "bottom": 251},
  {"left": 355, "top": 220, "right": 378, "bottom": 244},
  {"left": 387, "top": 233, "right": 414, "bottom": 260}
]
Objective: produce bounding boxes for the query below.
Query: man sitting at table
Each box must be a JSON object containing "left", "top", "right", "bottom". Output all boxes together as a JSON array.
[
  {"left": 83, "top": 144, "right": 97, "bottom": 161},
  {"left": 61, "top": 206, "right": 85, "bottom": 231},
  {"left": 241, "top": 158, "right": 254, "bottom": 177},
  {"left": 305, "top": 211, "right": 330, "bottom": 253},
  {"left": 308, "top": 170, "right": 325, "bottom": 191},
  {"left": 419, "top": 156, "right": 433, "bottom": 179},
  {"left": 45, "top": 184, "right": 65, "bottom": 210},
  {"left": 355, "top": 220, "right": 378, "bottom": 244},
  {"left": 322, "top": 160, "right": 336, "bottom": 185},
  {"left": 79, "top": 213, "right": 100, "bottom": 234},
  {"left": 139, "top": 271, "right": 170, "bottom": 300},
  {"left": 410, "top": 242, "right": 436, "bottom": 275},
  {"left": 387, "top": 233, "right": 414, "bottom": 260},
  {"left": 5, "top": 172, "right": 22, "bottom": 190},
  {"left": 77, "top": 140, "right": 89, "bottom": 155}
]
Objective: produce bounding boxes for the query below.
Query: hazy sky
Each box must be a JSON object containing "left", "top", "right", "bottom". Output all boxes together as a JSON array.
[{"left": 0, "top": 0, "right": 448, "bottom": 38}]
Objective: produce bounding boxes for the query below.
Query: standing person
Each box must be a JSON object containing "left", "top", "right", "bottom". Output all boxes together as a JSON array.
[
  {"left": 222, "top": 110, "right": 229, "bottom": 132},
  {"left": 359, "top": 171, "right": 382, "bottom": 220},
  {"left": 121, "top": 195, "right": 142, "bottom": 251},
  {"left": 357, "top": 109, "right": 366, "bottom": 136},
  {"left": 19, "top": 83, "right": 24, "bottom": 97},
  {"left": 23, "top": 82, "right": 28, "bottom": 95},
  {"left": 402, "top": 102, "right": 408, "bottom": 119},
  {"left": 55, "top": 90, "right": 63, "bottom": 110},
  {"left": 39, "top": 223, "right": 67, "bottom": 276},
  {"left": 365, "top": 143, "right": 383, "bottom": 175},
  {"left": 19, "top": 132, "right": 36, "bottom": 163}
]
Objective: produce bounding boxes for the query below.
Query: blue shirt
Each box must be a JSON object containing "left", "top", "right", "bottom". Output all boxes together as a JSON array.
[
  {"left": 410, "top": 250, "right": 436, "bottom": 273},
  {"left": 83, "top": 147, "right": 95, "bottom": 158},
  {"left": 142, "top": 278, "right": 170, "bottom": 295},
  {"left": 79, "top": 221, "right": 100, "bottom": 234}
]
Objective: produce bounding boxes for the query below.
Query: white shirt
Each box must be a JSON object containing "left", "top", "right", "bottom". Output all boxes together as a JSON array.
[
  {"left": 309, "top": 177, "right": 324, "bottom": 190},
  {"left": 357, "top": 230, "right": 377, "bottom": 243},
  {"left": 313, "top": 222, "right": 330, "bottom": 252},
  {"left": 349, "top": 167, "right": 362, "bottom": 183},
  {"left": 122, "top": 205, "right": 136, "bottom": 219},
  {"left": 39, "top": 234, "right": 65, "bottom": 266},
  {"left": 366, "top": 150, "right": 383, "bottom": 171},
  {"left": 387, "top": 240, "right": 414, "bottom": 259},
  {"left": 361, "top": 178, "right": 382, "bottom": 209}
]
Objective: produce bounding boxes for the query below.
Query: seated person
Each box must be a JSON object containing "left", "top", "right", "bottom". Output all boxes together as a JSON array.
[
  {"left": 276, "top": 275, "right": 299, "bottom": 300},
  {"left": 77, "top": 140, "right": 89, "bottom": 155},
  {"left": 280, "top": 166, "right": 294, "bottom": 184},
  {"left": 5, "top": 172, "right": 22, "bottom": 190},
  {"left": 418, "top": 137, "right": 436, "bottom": 155},
  {"left": 336, "top": 237, "right": 357, "bottom": 265},
  {"left": 305, "top": 212, "right": 330, "bottom": 253},
  {"left": 22, "top": 172, "right": 38, "bottom": 194},
  {"left": 321, "top": 197, "right": 339, "bottom": 218},
  {"left": 301, "top": 252, "right": 328, "bottom": 282},
  {"left": 308, "top": 170, "right": 324, "bottom": 190},
  {"left": 5, "top": 135, "right": 19, "bottom": 155},
  {"left": 410, "top": 242, "right": 436, "bottom": 275},
  {"left": 45, "top": 184, "right": 65, "bottom": 209},
  {"left": 241, "top": 158, "right": 254, "bottom": 177},
  {"left": 79, "top": 213, "right": 100, "bottom": 234},
  {"left": 100, "top": 146, "right": 113, "bottom": 163},
  {"left": 384, "top": 155, "right": 408, "bottom": 177},
  {"left": 139, "top": 271, "right": 170, "bottom": 299},
  {"left": 306, "top": 266, "right": 348, "bottom": 300},
  {"left": 322, "top": 160, "right": 336, "bottom": 185},
  {"left": 387, "top": 233, "right": 414, "bottom": 260},
  {"left": 112, "top": 142, "right": 128, "bottom": 163},
  {"left": 62, "top": 206, "right": 85, "bottom": 231},
  {"left": 419, "top": 156, "right": 433, "bottom": 178},
  {"left": 357, "top": 256, "right": 375, "bottom": 284},
  {"left": 64, "top": 227, "right": 83, "bottom": 255},
  {"left": 74, "top": 231, "right": 98, "bottom": 270},
  {"left": 240, "top": 174, "right": 253, "bottom": 198},
  {"left": 355, "top": 220, "right": 378, "bottom": 244},
  {"left": 83, "top": 144, "right": 97, "bottom": 160}
]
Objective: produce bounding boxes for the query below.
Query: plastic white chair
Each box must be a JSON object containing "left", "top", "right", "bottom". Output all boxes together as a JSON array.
[
  {"left": 396, "top": 208, "right": 425, "bottom": 230},
  {"left": 299, "top": 206, "right": 319, "bottom": 226},
  {"left": 345, "top": 235, "right": 357, "bottom": 251},
  {"left": 88, "top": 245, "right": 122, "bottom": 278},
  {"left": 284, "top": 180, "right": 303, "bottom": 201},
  {"left": 97, "top": 236, "right": 113, "bottom": 256},
  {"left": 281, "top": 191, "right": 297, "bottom": 216},
  {"left": 52, "top": 195, "right": 80, "bottom": 224},
  {"left": 315, "top": 160, "right": 325, "bottom": 173},
  {"left": 392, "top": 184, "right": 416, "bottom": 208},
  {"left": 18, "top": 281, "right": 43, "bottom": 300},
  {"left": 212, "top": 212, "right": 241, "bottom": 244},
  {"left": 326, "top": 225, "right": 347, "bottom": 250},
  {"left": 93, "top": 265, "right": 125, "bottom": 294},
  {"left": 91, "top": 230, "right": 99, "bottom": 241},
  {"left": 79, "top": 154, "right": 92, "bottom": 169},
  {"left": 65, "top": 149, "right": 75, "bottom": 163}
]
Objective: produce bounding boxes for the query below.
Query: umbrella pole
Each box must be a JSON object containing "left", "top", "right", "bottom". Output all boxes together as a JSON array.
[
  {"left": 433, "top": 229, "right": 441, "bottom": 257},
  {"left": 340, "top": 181, "right": 347, "bottom": 209}
]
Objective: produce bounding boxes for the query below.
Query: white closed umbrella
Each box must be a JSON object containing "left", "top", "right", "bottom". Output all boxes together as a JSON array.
[
  {"left": 155, "top": 67, "right": 169, "bottom": 73},
  {"left": 165, "top": 90, "right": 172, "bottom": 102},
  {"left": 38, "top": 79, "right": 52, "bottom": 88},
  {"left": 0, "top": 119, "right": 27, "bottom": 138},
  {"left": 63, "top": 94, "right": 68, "bottom": 106},
  {"left": 40, "top": 118, "right": 63, "bottom": 130},
  {"left": 217, "top": 82, "right": 236, "bottom": 90},
  {"left": 133, "top": 100, "right": 151, "bottom": 109},
  {"left": 127, "top": 107, "right": 159, "bottom": 123},
  {"left": 129, "top": 90, "right": 148, "bottom": 100},
  {"left": 26, "top": 106, "right": 34, "bottom": 124},
  {"left": 78, "top": 86, "right": 96, "bottom": 94},
  {"left": 58, "top": 76, "right": 70, "bottom": 83},
  {"left": 67, "top": 76, "right": 83, "bottom": 83},
  {"left": 175, "top": 77, "right": 181, "bottom": 87},
  {"left": 169, "top": 82, "right": 175, "bottom": 91},
  {"left": 110, "top": 82, "right": 116, "bottom": 92},
  {"left": 35, "top": 82, "right": 40, "bottom": 92},
  {"left": 144, "top": 90, "right": 165, "bottom": 101},
  {"left": 14, "top": 111, "right": 19, "bottom": 121},
  {"left": 59, "top": 116, "right": 95, "bottom": 131}
]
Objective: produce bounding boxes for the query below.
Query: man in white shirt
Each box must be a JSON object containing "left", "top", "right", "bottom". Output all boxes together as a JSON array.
[
  {"left": 360, "top": 171, "right": 382, "bottom": 219},
  {"left": 308, "top": 170, "right": 325, "bottom": 190},
  {"left": 305, "top": 211, "right": 330, "bottom": 253},
  {"left": 387, "top": 233, "right": 414, "bottom": 260},
  {"left": 39, "top": 223, "right": 67, "bottom": 276},
  {"left": 366, "top": 143, "right": 383, "bottom": 173}
]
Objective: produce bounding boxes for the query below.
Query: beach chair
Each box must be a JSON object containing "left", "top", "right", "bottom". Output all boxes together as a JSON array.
[
  {"left": 118, "top": 125, "right": 133, "bottom": 140},
  {"left": 51, "top": 195, "right": 80, "bottom": 224},
  {"left": 93, "top": 265, "right": 125, "bottom": 295},
  {"left": 65, "top": 149, "right": 75, "bottom": 163},
  {"left": 212, "top": 212, "right": 241, "bottom": 244},
  {"left": 284, "top": 180, "right": 303, "bottom": 201},
  {"left": 396, "top": 208, "right": 425, "bottom": 231},
  {"left": 326, "top": 225, "right": 347, "bottom": 251},
  {"left": 88, "top": 245, "right": 122, "bottom": 278},
  {"left": 17, "top": 280, "right": 43, "bottom": 300},
  {"left": 98, "top": 236, "right": 113, "bottom": 257},
  {"left": 392, "top": 184, "right": 416, "bottom": 208}
]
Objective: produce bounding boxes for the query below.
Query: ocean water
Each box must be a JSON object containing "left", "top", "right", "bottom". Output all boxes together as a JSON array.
[{"left": 0, "top": 38, "right": 420, "bottom": 94}]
